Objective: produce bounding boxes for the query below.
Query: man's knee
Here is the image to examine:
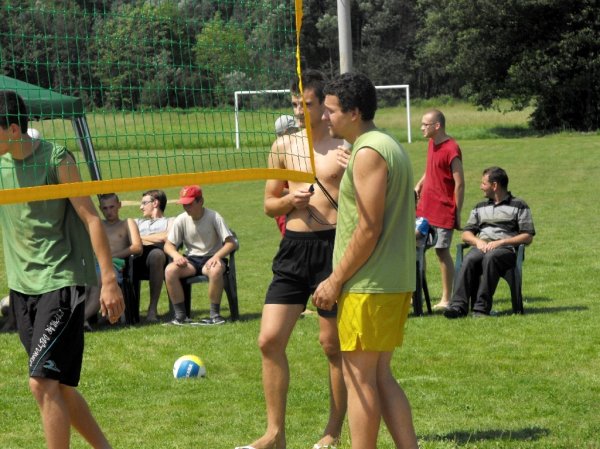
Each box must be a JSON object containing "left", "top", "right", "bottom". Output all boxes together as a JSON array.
[
  {"left": 147, "top": 249, "right": 166, "bottom": 268},
  {"left": 257, "top": 330, "right": 286, "bottom": 356},
  {"left": 29, "top": 377, "right": 60, "bottom": 403},
  {"left": 164, "top": 262, "right": 183, "bottom": 281},
  {"left": 320, "top": 335, "right": 341, "bottom": 359},
  {"left": 319, "top": 323, "right": 341, "bottom": 359}
]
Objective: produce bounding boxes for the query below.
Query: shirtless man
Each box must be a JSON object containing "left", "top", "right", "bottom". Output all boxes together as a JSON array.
[
  {"left": 236, "top": 70, "right": 347, "bottom": 449},
  {"left": 85, "top": 193, "right": 142, "bottom": 322}
]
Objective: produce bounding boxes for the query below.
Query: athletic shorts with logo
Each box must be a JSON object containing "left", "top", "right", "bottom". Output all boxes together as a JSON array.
[{"left": 11, "top": 286, "right": 86, "bottom": 387}]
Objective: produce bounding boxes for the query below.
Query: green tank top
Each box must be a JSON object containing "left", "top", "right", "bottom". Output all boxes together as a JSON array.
[
  {"left": 0, "top": 141, "right": 96, "bottom": 295},
  {"left": 333, "top": 130, "right": 416, "bottom": 293}
]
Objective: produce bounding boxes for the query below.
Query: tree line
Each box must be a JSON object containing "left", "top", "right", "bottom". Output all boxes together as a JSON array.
[{"left": 1, "top": 0, "right": 598, "bottom": 131}]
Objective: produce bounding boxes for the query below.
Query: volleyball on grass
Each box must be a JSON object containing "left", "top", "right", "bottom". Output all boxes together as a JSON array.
[{"left": 173, "top": 355, "right": 206, "bottom": 379}]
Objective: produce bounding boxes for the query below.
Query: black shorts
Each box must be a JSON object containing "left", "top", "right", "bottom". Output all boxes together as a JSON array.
[
  {"left": 133, "top": 245, "right": 167, "bottom": 278},
  {"left": 11, "top": 286, "right": 85, "bottom": 387},
  {"left": 186, "top": 255, "right": 228, "bottom": 276},
  {"left": 265, "top": 229, "right": 337, "bottom": 318}
]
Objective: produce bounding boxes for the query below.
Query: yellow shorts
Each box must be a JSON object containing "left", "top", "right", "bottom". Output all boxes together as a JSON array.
[{"left": 337, "top": 292, "right": 412, "bottom": 351}]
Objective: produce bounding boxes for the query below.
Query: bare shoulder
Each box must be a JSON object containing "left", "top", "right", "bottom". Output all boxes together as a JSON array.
[{"left": 269, "top": 130, "right": 310, "bottom": 172}]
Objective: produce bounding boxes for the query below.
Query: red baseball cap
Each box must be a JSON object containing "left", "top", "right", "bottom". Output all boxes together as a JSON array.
[{"left": 177, "top": 185, "right": 203, "bottom": 204}]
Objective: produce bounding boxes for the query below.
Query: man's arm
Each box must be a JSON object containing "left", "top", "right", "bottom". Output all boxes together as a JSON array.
[
  {"left": 462, "top": 230, "right": 533, "bottom": 253},
  {"left": 203, "top": 237, "right": 238, "bottom": 270},
  {"left": 57, "top": 157, "right": 124, "bottom": 323},
  {"left": 451, "top": 157, "right": 465, "bottom": 229},
  {"left": 264, "top": 139, "right": 312, "bottom": 217},
  {"left": 111, "top": 218, "right": 143, "bottom": 259},
  {"left": 141, "top": 217, "right": 174, "bottom": 246},
  {"left": 414, "top": 173, "right": 426, "bottom": 199},
  {"left": 313, "top": 148, "right": 387, "bottom": 309},
  {"left": 141, "top": 231, "right": 167, "bottom": 246}
]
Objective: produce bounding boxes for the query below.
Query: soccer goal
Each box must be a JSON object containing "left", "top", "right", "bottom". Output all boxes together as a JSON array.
[{"left": 234, "top": 84, "right": 412, "bottom": 149}]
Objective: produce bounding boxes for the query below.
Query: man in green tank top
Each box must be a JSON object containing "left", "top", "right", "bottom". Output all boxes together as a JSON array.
[
  {"left": 313, "top": 73, "right": 418, "bottom": 449},
  {"left": 0, "top": 90, "right": 124, "bottom": 449}
]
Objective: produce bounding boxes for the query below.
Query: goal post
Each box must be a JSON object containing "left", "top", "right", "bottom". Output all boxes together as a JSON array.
[
  {"left": 234, "top": 84, "right": 411, "bottom": 149},
  {"left": 375, "top": 84, "right": 412, "bottom": 143},
  {"left": 234, "top": 89, "right": 291, "bottom": 149}
]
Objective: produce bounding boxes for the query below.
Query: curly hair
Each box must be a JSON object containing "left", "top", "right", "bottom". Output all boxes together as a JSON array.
[{"left": 323, "top": 72, "right": 377, "bottom": 121}]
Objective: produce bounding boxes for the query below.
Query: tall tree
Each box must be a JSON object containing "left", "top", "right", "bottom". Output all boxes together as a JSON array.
[{"left": 416, "top": 0, "right": 600, "bottom": 131}]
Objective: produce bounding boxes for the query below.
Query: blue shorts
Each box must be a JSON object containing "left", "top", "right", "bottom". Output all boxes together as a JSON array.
[{"left": 186, "top": 255, "right": 228, "bottom": 276}]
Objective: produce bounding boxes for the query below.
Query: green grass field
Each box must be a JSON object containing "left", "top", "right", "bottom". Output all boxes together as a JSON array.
[{"left": 1, "top": 103, "right": 599, "bottom": 449}]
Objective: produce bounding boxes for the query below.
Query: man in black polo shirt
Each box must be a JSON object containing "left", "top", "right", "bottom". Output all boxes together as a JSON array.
[{"left": 445, "top": 166, "right": 535, "bottom": 318}]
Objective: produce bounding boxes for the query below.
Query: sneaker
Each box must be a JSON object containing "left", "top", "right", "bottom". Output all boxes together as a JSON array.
[
  {"left": 163, "top": 317, "right": 195, "bottom": 326},
  {"left": 199, "top": 315, "right": 226, "bottom": 326},
  {"left": 444, "top": 308, "right": 467, "bottom": 319}
]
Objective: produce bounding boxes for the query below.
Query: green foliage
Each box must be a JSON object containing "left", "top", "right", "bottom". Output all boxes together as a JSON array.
[
  {"left": 195, "top": 12, "right": 250, "bottom": 82},
  {"left": 92, "top": 1, "right": 203, "bottom": 109},
  {"left": 416, "top": 0, "right": 600, "bottom": 131},
  {"left": 1, "top": 0, "right": 598, "bottom": 130}
]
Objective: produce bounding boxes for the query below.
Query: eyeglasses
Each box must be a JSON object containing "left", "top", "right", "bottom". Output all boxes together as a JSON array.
[
  {"left": 421, "top": 122, "right": 437, "bottom": 127},
  {"left": 140, "top": 199, "right": 154, "bottom": 206}
]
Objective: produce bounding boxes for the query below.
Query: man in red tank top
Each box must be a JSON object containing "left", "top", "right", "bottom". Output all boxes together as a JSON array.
[{"left": 415, "top": 109, "right": 465, "bottom": 310}]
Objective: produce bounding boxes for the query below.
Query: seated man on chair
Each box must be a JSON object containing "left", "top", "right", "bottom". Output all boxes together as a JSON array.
[
  {"left": 134, "top": 189, "right": 173, "bottom": 322},
  {"left": 164, "top": 185, "right": 236, "bottom": 325},
  {"left": 445, "top": 166, "right": 535, "bottom": 318},
  {"left": 85, "top": 193, "right": 143, "bottom": 326}
]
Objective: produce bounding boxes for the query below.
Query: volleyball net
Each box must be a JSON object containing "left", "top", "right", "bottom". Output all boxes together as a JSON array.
[{"left": 0, "top": 0, "right": 314, "bottom": 204}]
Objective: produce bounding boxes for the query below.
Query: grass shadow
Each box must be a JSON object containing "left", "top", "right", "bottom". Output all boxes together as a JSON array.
[
  {"left": 521, "top": 305, "right": 588, "bottom": 315},
  {"left": 237, "top": 312, "right": 262, "bottom": 322},
  {"left": 424, "top": 426, "right": 550, "bottom": 444},
  {"left": 488, "top": 126, "right": 542, "bottom": 138}
]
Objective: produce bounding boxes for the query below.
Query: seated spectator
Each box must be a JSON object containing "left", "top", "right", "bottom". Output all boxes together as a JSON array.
[
  {"left": 85, "top": 193, "right": 142, "bottom": 326},
  {"left": 133, "top": 190, "right": 173, "bottom": 322},
  {"left": 445, "top": 167, "right": 535, "bottom": 318},
  {"left": 164, "top": 185, "right": 237, "bottom": 325}
]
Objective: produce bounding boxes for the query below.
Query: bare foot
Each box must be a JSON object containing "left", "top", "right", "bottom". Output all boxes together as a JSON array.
[
  {"left": 432, "top": 301, "right": 450, "bottom": 310},
  {"left": 313, "top": 434, "right": 339, "bottom": 448},
  {"left": 237, "top": 434, "right": 285, "bottom": 449}
]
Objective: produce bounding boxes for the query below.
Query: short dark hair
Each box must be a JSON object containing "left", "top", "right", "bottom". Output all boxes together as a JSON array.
[
  {"left": 483, "top": 166, "right": 509, "bottom": 189},
  {"left": 323, "top": 72, "right": 377, "bottom": 121},
  {"left": 143, "top": 189, "right": 167, "bottom": 212},
  {"left": 0, "top": 90, "right": 28, "bottom": 133},
  {"left": 99, "top": 193, "right": 119, "bottom": 203},
  {"left": 290, "top": 69, "right": 328, "bottom": 103}
]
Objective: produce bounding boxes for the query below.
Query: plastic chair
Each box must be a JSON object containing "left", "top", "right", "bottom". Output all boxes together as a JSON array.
[
  {"left": 121, "top": 257, "right": 142, "bottom": 324},
  {"left": 181, "top": 231, "right": 240, "bottom": 321},
  {"left": 454, "top": 243, "right": 526, "bottom": 314},
  {"left": 413, "top": 227, "right": 437, "bottom": 316}
]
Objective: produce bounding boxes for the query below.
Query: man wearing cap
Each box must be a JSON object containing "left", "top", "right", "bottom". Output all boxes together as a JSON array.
[
  {"left": 163, "top": 185, "right": 237, "bottom": 325},
  {"left": 274, "top": 114, "right": 299, "bottom": 137}
]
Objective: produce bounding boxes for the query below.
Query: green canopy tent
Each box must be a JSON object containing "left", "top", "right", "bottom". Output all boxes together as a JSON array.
[{"left": 0, "top": 75, "right": 101, "bottom": 181}]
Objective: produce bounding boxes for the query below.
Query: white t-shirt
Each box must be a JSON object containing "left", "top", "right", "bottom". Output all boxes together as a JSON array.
[
  {"left": 167, "top": 209, "right": 232, "bottom": 257},
  {"left": 135, "top": 216, "right": 171, "bottom": 236}
]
